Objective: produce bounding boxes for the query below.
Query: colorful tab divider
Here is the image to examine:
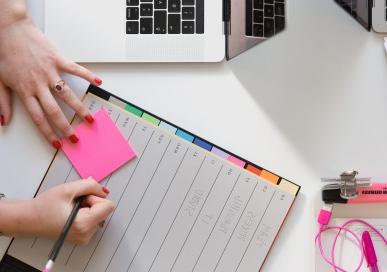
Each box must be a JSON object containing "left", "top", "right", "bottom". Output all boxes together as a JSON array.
[
  {"left": 176, "top": 129, "right": 195, "bottom": 143},
  {"left": 227, "top": 155, "right": 246, "bottom": 168},
  {"left": 159, "top": 121, "right": 177, "bottom": 134},
  {"left": 211, "top": 147, "right": 229, "bottom": 159},
  {"left": 125, "top": 104, "right": 143, "bottom": 117},
  {"left": 278, "top": 179, "right": 299, "bottom": 195},
  {"left": 142, "top": 113, "right": 160, "bottom": 126},
  {"left": 260, "top": 170, "right": 280, "bottom": 184},
  {"left": 98, "top": 85, "right": 300, "bottom": 195},
  {"left": 193, "top": 138, "right": 213, "bottom": 151},
  {"left": 246, "top": 164, "right": 262, "bottom": 176}
]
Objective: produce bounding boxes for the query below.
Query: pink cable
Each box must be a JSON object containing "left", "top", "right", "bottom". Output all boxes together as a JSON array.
[{"left": 315, "top": 219, "right": 387, "bottom": 272}]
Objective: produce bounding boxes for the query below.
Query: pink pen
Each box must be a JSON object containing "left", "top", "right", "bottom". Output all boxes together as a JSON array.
[{"left": 362, "top": 231, "right": 379, "bottom": 272}]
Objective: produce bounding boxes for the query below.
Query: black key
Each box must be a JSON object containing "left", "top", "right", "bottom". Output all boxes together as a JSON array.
[
  {"left": 253, "top": 24, "right": 263, "bottom": 37},
  {"left": 254, "top": 0, "right": 264, "bottom": 9},
  {"left": 140, "top": 18, "right": 153, "bottom": 34},
  {"left": 168, "top": 14, "right": 181, "bottom": 34},
  {"left": 254, "top": 10, "right": 263, "bottom": 23},
  {"left": 168, "top": 0, "right": 181, "bottom": 12},
  {"left": 274, "top": 15, "right": 285, "bottom": 33},
  {"left": 182, "top": 21, "right": 195, "bottom": 34},
  {"left": 246, "top": 0, "right": 253, "bottom": 36},
  {"left": 264, "top": 4, "right": 274, "bottom": 17},
  {"left": 126, "top": 7, "right": 139, "bottom": 20},
  {"left": 126, "top": 21, "right": 139, "bottom": 34},
  {"left": 154, "top": 10, "right": 167, "bottom": 34},
  {"left": 140, "top": 4, "right": 153, "bottom": 16},
  {"left": 275, "top": 0, "right": 284, "bottom": 2},
  {"left": 141, "top": 0, "right": 153, "bottom": 2},
  {"left": 196, "top": 0, "right": 204, "bottom": 33},
  {"left": 182, "top": 0, "right": 195, "bottom": 5},
  {"left": 264, "top": 0, "right": 273, "bottom": 4},
  {"left": 264, "top": 18, "right": 274, "bottom": 37},
  {"left": 127, "top": 0, "right": 139, "bottom": 6},
  {"left": 154, "top": 0, "right": 167, "bottom": 9},
  {"left": 274, "top": 2, "right": 285, "bottom": 16},
  {"left": 182, "top": 7, "right": 195, "bottom": 19}
]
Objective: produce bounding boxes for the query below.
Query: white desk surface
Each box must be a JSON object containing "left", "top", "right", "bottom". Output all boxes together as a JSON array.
[{"left": 1, "top": 0, "right": 387, "bottom": 271}]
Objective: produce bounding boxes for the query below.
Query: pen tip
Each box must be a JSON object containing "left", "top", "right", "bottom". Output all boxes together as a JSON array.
[{"left": 43, "top": 259, "right": 54, "bottom": 272}]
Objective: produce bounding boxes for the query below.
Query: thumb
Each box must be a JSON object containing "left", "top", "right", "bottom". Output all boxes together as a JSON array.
[
  {"left": 0, "top": 81, "right": 12, "bottom": 126},
  {"left": 65, "top": 178, "right": 108, "bottom": 199}
]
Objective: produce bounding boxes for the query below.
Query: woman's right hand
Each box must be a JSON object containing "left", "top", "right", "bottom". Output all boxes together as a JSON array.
[
  {"left": 0, "top": 179, "right": 114, "bottom": 245},
  {"left": 31, "top": 179, "right": 115, "bottom": 245}
]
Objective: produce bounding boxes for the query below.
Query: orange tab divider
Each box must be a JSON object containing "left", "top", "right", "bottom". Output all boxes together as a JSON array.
[{"left": 260, "top": 169, "right": 279, "bottom": 184}]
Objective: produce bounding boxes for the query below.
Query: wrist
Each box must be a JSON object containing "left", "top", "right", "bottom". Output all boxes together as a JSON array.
[
  {"left": 0, "top": 198, "right": 40, "bottom": 237},
  {"left": 0, "top": 0, "right": 28, "bottom": 28}
]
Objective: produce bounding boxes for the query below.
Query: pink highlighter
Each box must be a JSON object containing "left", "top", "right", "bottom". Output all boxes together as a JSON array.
[{"left": 322, "top": 183, "right": 387, "bottom": 204}]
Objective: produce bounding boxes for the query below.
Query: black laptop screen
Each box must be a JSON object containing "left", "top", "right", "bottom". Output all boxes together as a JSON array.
[{"left": 334, "top": 0, "right": 371, "bottom": 31}]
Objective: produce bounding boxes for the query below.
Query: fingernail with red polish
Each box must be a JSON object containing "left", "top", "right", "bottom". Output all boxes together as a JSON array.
[
  {"left": 85, "top": 114, "right": 94, "bottom": 124},
  {"left": 52, "top": 140, "right": 62, "bottom": 149},
  {"left": 0, "top": 115, "right": 4, "bottom": 126},
  {"left": 102, "top": 187, "right": 110, "bottom": 194},
  {"left": 94, "top": 77, "right": 103, "bottom": 86},
  {"left": 69, "top": 134, "right": 79, "bottom": 144}
]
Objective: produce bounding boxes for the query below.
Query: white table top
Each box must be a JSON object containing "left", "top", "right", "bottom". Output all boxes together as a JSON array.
[{"left": 1, "top": 0, "right": 387, "bottom": 271}]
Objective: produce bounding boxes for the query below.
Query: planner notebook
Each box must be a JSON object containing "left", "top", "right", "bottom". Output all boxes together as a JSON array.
[{"left": 7, "top": 85, "right": 300, "bottom": 272}]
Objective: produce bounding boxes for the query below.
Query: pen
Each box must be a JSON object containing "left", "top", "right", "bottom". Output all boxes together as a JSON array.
[
  {"left": 362, "top": 231, "right": 379, "bottom": 272},
  {"left": 43, "top": 196, "right": 85, "bottom": 272}
]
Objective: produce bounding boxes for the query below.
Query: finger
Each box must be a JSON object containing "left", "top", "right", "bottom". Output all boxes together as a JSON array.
[
  {"left": 22, "top": 96, "right": 61, "bottom": 149},
  {"left": 0, "top": 81, "right": 12, "bottom": 126},
  {"left": 83, "top": 195, "right": 108, "bottom": 207},
  {"left": 57, "top": 57, "right": 102, "bottom": 86},
  {"left": 51, "top": 79, "right": 94, "bottom": 124},
  {"left": 37, "top": 90, "right": 78, "bottom": 142},
  {"left": 85, "top": 199, "right": 114, "bottom": 224},
  {"left": 65, "top": 178, "right": 108, "bottom": 199}
]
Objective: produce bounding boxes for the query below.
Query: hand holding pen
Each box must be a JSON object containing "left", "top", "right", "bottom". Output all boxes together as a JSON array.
[{"left": 39, "top": 178, "right": 114, "bottom": 271}]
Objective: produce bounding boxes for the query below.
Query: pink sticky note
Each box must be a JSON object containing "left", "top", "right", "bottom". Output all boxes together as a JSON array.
[{"left": 61, "top": 109, "right": 136, "bottom": 182}]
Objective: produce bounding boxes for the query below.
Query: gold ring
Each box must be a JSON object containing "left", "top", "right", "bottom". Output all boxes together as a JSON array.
[{"left": 51, "top": 80, "right": 66, "bottom": 93}]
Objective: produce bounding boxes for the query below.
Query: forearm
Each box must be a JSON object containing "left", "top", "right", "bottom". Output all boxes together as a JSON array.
[
  {"left": 0, "top": 0, "right": 28, "bottom": 28},
  {"left": 0, "top": 198, "right": 38, "bottom": 237}
]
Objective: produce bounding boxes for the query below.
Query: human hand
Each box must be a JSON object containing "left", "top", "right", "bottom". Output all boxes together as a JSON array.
[
  {"left": 0, "top": 4, "right": 102, "bottom": 149},
  {"left": 30, "top": 179, "right": 114, "bottom": 245}
]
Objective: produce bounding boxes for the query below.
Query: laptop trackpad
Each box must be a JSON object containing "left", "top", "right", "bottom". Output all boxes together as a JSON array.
[{"left": 45, "top": 0, "right": 125, "bottom": 62}]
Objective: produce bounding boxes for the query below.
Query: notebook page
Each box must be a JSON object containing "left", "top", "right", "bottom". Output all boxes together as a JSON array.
[{"left": 8, "top": 92, "right": 298, "bottom": 272}]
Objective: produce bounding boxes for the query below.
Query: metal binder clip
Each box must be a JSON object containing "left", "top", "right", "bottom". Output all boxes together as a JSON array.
[{"left": 322, "top": 170, "right": 371, "bottom": 200}]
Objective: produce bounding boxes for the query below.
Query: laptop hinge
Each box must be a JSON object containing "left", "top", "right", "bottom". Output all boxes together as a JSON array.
[{"left": 223, "top": 0, "right": 231, "bottom": 35}]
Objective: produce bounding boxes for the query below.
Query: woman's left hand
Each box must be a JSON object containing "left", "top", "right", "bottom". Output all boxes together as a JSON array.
[{"left": 0, "top": 9, "right": 102, "bottom": 148}]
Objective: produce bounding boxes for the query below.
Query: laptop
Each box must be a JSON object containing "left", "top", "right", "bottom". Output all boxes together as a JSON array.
[
  {"left": 334, "top": 0, "right": 387, "bottom": 32},
  {"left": 44, "top": 0, "right": 286, "bottom": 62}
]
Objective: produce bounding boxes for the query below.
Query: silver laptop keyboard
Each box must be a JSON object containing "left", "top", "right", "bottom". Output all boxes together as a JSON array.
[
  {"left": 246, "top": 0, "right": 285, "bottom": 38},
  {"left": 126, "top": 0, "right": 204, "bottom": 34}
]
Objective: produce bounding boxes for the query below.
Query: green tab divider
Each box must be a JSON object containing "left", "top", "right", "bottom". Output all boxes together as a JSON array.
[
  {"left": 125, "top": 104, "right": 143, "bottom": 117},
  {"left": 142, "top": 112, "right": 161, "bottom": 126}
]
